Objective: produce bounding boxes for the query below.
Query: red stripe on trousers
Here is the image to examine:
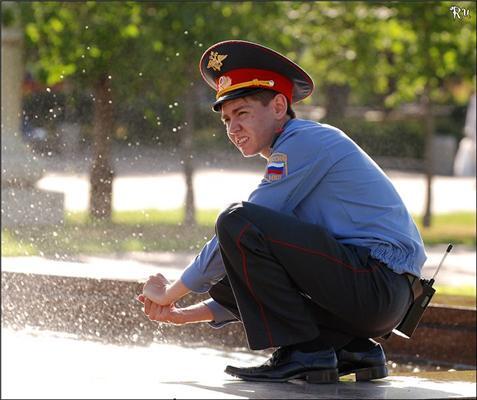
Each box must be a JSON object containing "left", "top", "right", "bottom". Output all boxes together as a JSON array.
[{"left": 236, "top": 223, "right": 275, "bottom": 348}]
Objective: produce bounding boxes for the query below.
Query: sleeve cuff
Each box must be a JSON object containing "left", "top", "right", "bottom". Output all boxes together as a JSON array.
[{"left": 203, "top": 298, "right": 238, "bottom": 329}]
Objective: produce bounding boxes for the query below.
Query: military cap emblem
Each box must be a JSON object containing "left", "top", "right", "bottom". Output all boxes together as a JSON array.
[
  {"left": 218, "top": 75, "right": 232, "bottom": 92},
  {"left": 207, "top": 51, "right": 228, "bottom": 71}
]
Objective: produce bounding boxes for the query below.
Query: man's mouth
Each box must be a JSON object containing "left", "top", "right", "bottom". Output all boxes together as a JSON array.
[{"left": 236, "top": 137, "right": 248, "bottom": 146}]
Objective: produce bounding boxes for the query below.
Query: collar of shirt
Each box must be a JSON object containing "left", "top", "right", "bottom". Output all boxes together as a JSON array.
[{"left": 270, "top": 118, "right": 303, "bottom": 152}]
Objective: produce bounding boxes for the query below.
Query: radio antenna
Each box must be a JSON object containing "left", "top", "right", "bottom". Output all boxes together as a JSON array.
[{"left": 430, "top": 243, "right": 453, "bottom": 285}]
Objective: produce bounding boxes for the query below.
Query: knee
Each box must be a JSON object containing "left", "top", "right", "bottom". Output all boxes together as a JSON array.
[{"left": 215, "top": 202, "right": 243, "bottom": 241}]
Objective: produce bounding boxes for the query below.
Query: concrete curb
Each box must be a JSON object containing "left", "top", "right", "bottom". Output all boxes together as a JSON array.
[{"left": 2, "top": 271, "right": 475, "bottom": 367}]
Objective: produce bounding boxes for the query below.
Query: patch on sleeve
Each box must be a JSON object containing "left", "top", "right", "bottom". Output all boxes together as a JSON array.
[{"left": 265, "top": 152, "right": 288, "bottom": 181}]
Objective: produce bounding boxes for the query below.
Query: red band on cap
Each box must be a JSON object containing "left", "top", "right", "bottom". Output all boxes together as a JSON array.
[{"left": 216, "top": 68, "right": 294, "bottom": 103}]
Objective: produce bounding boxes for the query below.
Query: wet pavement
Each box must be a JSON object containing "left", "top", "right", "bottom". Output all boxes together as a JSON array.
[{"left": 2, "top": 328, "right": 476, "bottom": 399}]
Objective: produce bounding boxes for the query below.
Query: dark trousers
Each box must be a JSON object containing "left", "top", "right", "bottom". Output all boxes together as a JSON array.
[{"left": 209, "top": 202, "right": 413, "bottom": 351}]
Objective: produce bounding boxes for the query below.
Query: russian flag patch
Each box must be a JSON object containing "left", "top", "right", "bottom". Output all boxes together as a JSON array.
[{"left": 265, "top": 152, "right": 288, "bottom": 181}]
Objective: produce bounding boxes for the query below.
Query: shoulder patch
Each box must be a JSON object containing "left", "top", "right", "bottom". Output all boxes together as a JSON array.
[{"left": 265, "top": 152, "right": 288, "bottom": 181}]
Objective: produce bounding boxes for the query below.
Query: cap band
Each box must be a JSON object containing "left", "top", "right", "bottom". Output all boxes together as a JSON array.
[
  {"left": 215, "top": 68, "right": 293, "bottom": 103},
  {"left": 217, "top": 79, "right": 275, "bottom": 99}
]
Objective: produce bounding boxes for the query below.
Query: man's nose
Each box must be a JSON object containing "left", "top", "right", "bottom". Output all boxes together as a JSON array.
[{"left": 228, "top": 119, "right": 241, "bottom": 135}]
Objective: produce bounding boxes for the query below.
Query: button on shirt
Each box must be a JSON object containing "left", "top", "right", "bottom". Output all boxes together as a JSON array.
[{"left": 181, "top": 118, "right": 427, "bottom": 326}]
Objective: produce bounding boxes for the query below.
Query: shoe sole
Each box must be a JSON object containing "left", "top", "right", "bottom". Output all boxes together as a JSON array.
[
  {"left": 339, "top": 365, "right": 388, "bottom": 381},
  {"left": 226, "top": 368, "right": 339, "bottom": 384}
]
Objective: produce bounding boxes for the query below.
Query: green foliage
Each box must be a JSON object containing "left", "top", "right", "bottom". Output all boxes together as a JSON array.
[
  {"left": 336, "top": 118, "right": 426, "bottom": 158},
  {"left": 18, "top": 2, "right": 476, "bottom": 148},
  {"left": 1, "top": 4, "right": 16, "bottom": 27},
  {"left": 19, "top": 2, "right": 293, "bottom": 143},
  {"left": 292, "top": 2, "right": 476, "bottom": 108}
]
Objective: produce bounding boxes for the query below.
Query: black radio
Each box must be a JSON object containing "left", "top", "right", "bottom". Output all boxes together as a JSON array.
[{"left": 393, "top": 244, "right": 453, "bottom": 339}]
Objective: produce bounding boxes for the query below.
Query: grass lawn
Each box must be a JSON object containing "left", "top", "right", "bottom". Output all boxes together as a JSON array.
[
  {"left": 1, "top": 209, "right": 217, "bottom": 258},
  {"left": 414, "top": 212, "right": 476, "bottom": 246},
  {"left": 433, "top": 285, "right": 476, "bottom": 308},
  {"left": 2, "top": 209, "right": 474, "bottom": 258}
]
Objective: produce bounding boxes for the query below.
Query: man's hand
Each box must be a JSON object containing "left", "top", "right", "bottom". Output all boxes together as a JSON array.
[
  {"left": 137, "top": 294, "right": 186, "bottom": 324},
  {"left": 142, "top": 273, "right": 171, "bottom": 305},
  {"left": 136, "top": 294, "right": 214, "bottom": 325}
]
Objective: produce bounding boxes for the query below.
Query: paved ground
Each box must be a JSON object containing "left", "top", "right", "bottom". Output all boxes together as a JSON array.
[
  {"left": 35, "top": 146, "right": 476, "bottom": 215},
  {"left": 2, "top": 242, "right": 475, "bottom": 288},
  {"left": 2, "top": 328, "right": 476, "bottom": 399}
]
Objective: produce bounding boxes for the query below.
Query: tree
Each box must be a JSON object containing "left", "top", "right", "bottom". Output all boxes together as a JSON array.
[
  {"left": 20, "top": 2, "right": 294, "bottom": 224},
  {"left": 20, "top": 2, "right": 150, "bottom": 220},
  {"left": 289, "top": 2, "right": 475, "bottom": 226},
  {"left": 383, "top": 2, "right": 476, "bottom": 226}
]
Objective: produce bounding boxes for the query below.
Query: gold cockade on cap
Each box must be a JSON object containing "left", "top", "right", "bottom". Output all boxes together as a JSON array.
[{"left": 207, "top": 51, "right": 228, "bottom": 71}]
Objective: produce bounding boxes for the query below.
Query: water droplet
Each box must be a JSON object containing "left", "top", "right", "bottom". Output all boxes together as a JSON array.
[
  {"left": 46, "top": 88, "right": 51, "bottom": 92},
  {"left": 108, "top": 75, "right": 112, "bottom": 79}
]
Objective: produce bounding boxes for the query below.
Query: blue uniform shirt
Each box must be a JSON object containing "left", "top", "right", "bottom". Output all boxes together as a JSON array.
[{"left": 181, "top": 118, "right": 427, "bottom": 326}]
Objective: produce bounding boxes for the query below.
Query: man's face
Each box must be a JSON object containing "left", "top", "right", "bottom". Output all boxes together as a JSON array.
[{"left": 220, "top": 96, "right": 278, "bottom": 158}]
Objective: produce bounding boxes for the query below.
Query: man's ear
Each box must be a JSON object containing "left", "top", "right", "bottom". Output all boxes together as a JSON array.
[{"left": 272, "top": 93, "right": 288, "bottom": 119}]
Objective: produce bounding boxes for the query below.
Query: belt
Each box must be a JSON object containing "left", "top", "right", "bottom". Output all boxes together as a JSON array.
[
  {"left": 404, "top": 273, "right": 423, "bottom": 301},
  {"left": 369, "top": 257, "right": 423, "bottom": 301}
]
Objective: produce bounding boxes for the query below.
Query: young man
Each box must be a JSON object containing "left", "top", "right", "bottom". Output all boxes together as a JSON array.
[{"left": 138, "top": 40, "right": 427, "bottom": 384}]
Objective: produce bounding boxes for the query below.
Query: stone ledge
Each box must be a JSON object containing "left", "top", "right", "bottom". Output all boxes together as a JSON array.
[
  {"left": 2, "top": 271, "right": 475, "bottom": 367},
  {"left": 1, "top": 271, "right": 247, "bottom": 349}
]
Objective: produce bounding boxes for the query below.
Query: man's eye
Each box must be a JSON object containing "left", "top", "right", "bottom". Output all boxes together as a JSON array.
[{"left": 238, "top": 111, "right": 247, "bottom": 116}]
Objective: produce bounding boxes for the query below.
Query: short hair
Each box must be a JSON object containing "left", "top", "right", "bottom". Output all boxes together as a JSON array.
[{"left": 246, "top": 89, "right": 296, "bottom": 119}]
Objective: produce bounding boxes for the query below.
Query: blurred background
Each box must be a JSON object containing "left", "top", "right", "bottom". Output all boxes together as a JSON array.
[
  {"left": 2, "top": 1, "right": 476, "bottom": 286},
  {"left": 1, "top": 3, "right": 477, "bottom": 394}
]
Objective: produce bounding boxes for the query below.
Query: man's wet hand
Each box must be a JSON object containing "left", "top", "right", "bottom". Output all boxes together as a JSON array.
[{"left": 142, "top": 273, "right": 171, "bottom": 305}]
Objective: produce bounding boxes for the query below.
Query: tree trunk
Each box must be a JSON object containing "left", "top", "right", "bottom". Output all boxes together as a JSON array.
[
  {"left": 324, "top": 83, "right": 350, "bottom": 122},
  {"left": 182, "top": 82, "right": 197, "bottom": 226},
  {"left": 89, "top": 75, "right": 114, "bottom": 221},
  {"left": 422, "top": 85, "right": 434, "bottom": 228}
]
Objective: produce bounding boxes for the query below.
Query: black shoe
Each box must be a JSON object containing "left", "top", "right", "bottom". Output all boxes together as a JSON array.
[
  {"left": 225, "top": 347, "right": 338, "bottom": 384},
  {"left": 337, "top": 343, "right": 388, "bottom": 381}
]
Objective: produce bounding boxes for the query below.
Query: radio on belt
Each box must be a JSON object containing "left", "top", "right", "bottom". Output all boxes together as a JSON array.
[{"left": 393, "top": 244, "right": 453, "bottom": 339}]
